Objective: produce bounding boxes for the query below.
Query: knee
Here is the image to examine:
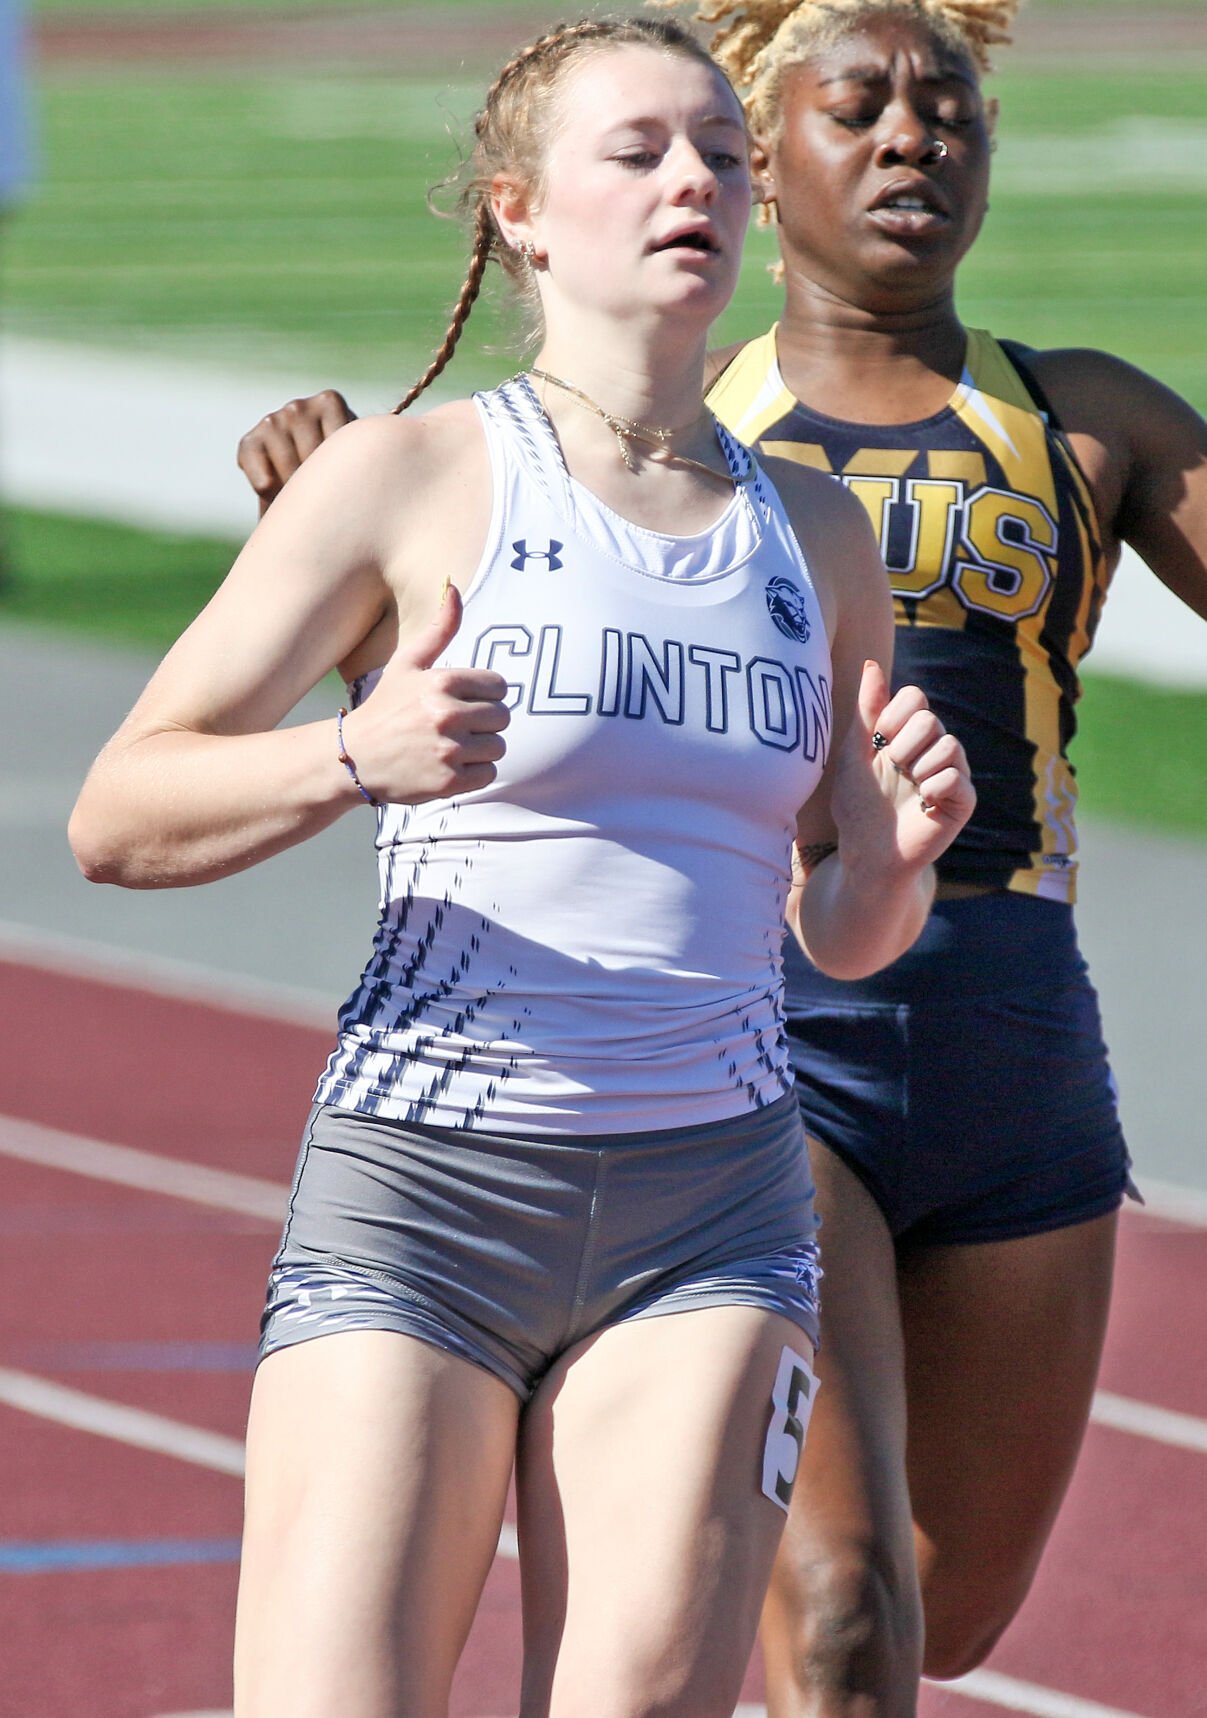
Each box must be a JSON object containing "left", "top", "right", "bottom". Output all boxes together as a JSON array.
[
  {"left": 764, "top": 1541, "right": 923, "bottom": 1709},
  {"left": 919, "top": 1548, "right": 1039, "bottom": 1682},
  {"left": 920, "top": 1586, "right": 1020, "bottom": 1682}
]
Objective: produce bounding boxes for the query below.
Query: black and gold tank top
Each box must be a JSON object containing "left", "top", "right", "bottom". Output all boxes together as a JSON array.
[{"left": 708, "top": 326, "right": 1112, "bottom": 900}]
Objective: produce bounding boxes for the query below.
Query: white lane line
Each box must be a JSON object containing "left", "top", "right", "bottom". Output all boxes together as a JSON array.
[
  {"left": 6, "top": 1121, "right": 1207, "bottom": 1475},
  {"left": 1091, "top": 1389, "right": 1207, "bottom": 1454},
  {"left": 1131, "top": 1174, "right": 1207, "bottom": 1229},
  {"left": 148, "top": 1679, "right": 1149, "bottom": 1718},
  {"left": 0, "top": 916, "right": 336, "bottom": 1029},
  {"left": 937, "top": 1667, "right": 1149, "bottom": 1717},
  {"left": 7, "top": 1116, "right": 1207, "bottom": 1468},
  {"left": 0, "top": 1113, "right": 287, "bottom": 1223},
  {"left": 8, "top": 928, "right": 1207, "bottom": 1230},
  {"left": 0, "top": 1369, "right": 247, "bottom": 1477},
  {"left": 736, "top": 1674, "right": 1149, "bottom": 1718},
  {"left": 148, "top": 1682, "right": 1146, "bottom": 1718},
  {"left": 0, "top": 1366, "right": 522, "bottom": 1562},
  {"left": 10, "top": 1111, "right": 1207, "bottom": 1253}
]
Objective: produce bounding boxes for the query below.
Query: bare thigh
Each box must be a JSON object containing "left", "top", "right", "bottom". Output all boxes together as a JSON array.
[
  {"left": 517, "top": 1305, "right": 813, "bottom": 1718},
  {"left": 234, "top": 1330, "right": 520, "bottom": 1718},
  {"left": 901, "top": 1210, "right": 1118, "bottom": 1678}
]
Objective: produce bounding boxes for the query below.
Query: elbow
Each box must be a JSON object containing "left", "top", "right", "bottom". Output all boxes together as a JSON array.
[
  {"left": 68, "top": 798, "right": 155, "bottom": 888},
  {"left": 69, "top": 758, "right": 130, "bottom": 885},
  {"left": 804, "top": 947, "right": 892, "bottom": 983},
  {"left": 68, "top": 806, "right": 127, "bottom": 885},
  {"left": 794, "top": 906, "right": 929, "bottom": 982},
  {"left": 809, "top": 955, "right": 868, "bottom": 982},
  {"left": 69, "top": 742, "right": 193, "bottom": 888}
]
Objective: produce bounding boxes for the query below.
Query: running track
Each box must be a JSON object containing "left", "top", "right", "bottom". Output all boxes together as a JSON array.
[{"left": 2, "top": 952, "right": 1205, "bottom": 1718}]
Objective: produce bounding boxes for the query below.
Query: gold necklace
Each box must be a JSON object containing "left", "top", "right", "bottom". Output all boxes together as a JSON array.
[{"left": 528, "top": 367, "right": 752, "bottom": 487}]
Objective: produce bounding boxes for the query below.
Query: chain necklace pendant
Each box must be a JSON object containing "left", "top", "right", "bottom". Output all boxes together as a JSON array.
[
  {"left": 615, "top": 432, "right": 638, "bottom": 473},
  {"left": 527, "top": 367, "right": 751, "bottom": 487}
]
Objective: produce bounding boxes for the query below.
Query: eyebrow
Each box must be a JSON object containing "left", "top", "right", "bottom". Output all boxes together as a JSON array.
[
  {"left": 603, "top": 112, "right": 747, "bottom": 133},
  {"left": 817, "top": 65, "right": 976, "bottom": 91}
]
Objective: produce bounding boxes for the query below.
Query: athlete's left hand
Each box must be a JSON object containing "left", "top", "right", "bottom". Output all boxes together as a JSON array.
[
  {"left": 831, "top": 660, "right": 976, "bottom": 873},
  {"left": 237, "top": 389, "right": 358, "bottom": 516}
]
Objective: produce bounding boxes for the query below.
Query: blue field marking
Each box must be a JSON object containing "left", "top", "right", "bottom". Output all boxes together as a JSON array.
[
  {"left": 0, "top": 1537, "right": 242, "bottom": 1573},
  {"left": 18, "top": 1341, "right": 257, "bottom": 1372}
]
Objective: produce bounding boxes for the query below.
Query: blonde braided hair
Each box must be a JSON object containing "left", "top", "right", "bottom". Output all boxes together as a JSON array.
[
  {"left": 394, "top": 15, "right": 722, "bottom": 413},
  {"left": 673, "top": 0, "right": 1020, "bottom": 140}
]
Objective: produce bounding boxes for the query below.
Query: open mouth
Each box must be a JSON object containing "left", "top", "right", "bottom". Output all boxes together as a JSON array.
[
  {"left": 868, "top": 180, "right": 951, "bottom": 228},
  {"left": 655, "top": 230, "right": 719, "bottom": 254},
  {"left": 867, "top": 191, "right": 952, "bottom": 238},
  {"left": 877, "top": 194, "right": 945, "bottom": 215}
]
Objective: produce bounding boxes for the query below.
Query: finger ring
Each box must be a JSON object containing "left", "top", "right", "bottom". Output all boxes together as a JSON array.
[{"left": 871, "top": 731, "right": 889, "bottom": 750}]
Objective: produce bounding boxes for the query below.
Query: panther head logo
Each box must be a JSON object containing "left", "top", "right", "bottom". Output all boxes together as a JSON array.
[{"left": 766, "top": 576, "right": 811, "bottom": 643}]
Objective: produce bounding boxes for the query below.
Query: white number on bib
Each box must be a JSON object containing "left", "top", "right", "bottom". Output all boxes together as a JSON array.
[{"left": 761, "top": 1345, "right": 817, "bottom": 1513}]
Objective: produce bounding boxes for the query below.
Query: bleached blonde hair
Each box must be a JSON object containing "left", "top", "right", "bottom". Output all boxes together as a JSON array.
[{"left": 679, "top": 0, "right": 1020, "bottom": 140}]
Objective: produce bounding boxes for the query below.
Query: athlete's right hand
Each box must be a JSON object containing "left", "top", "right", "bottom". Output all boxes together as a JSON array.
[
  {"left": 237, "top": 390, "right": 358, "bottom": 514},
  {"left": 339, "top": 581, "right": 510, "bottom": 805}
]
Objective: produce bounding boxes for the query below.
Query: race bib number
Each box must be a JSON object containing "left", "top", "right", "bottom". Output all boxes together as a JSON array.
[{"left": 761, "top": 1345, "right": 818, "bottom": 1513}]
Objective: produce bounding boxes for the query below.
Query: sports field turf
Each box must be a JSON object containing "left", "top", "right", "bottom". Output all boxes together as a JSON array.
[
  {"left": 4, "top": 6, "right": 1206, "bottom": 834},
  {"left": 5, "top": 501, "right": 1203, "bottom": 837},
  {"left": 7, "top": 54, "right": 1207, "bottom": 403},
  {"left": 28, "top": 0, "right": 1198, "bottom": 12}
]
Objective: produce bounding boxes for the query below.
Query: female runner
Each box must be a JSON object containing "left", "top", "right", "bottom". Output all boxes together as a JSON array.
[
  {"left": 71, "top": 16, "right": 974, "bottom": 1717},
  {"left": 236, "top": 1, "right": 1207, "bottom": 1710},
  {"left": 702, "top": 1, "right": 1207, "bottom": 1709}
]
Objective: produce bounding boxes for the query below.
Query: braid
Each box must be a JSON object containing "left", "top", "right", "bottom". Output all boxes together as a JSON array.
[
  {"left": 669, "top": 0, "right": 1020, "bottom": 136},
  {"left": 393, "top": 202, "right": 493, "bottom": 415},
  {"left": 396, "top": 15, "right": 722, "bottom": 408}
]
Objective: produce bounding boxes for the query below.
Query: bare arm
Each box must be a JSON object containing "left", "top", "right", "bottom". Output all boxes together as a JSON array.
[
  {"left": 1031, "top": 349, "right": 1207, "bottom": 620},
  {"left": 70, "top": 410, "right": 508, "bottom": 889},
  {"left": 771, "top": 466, "right": 975, "bottom": 980},
  {"left": 1113, "top": 370, "right": 1207, "bottom": 620}
]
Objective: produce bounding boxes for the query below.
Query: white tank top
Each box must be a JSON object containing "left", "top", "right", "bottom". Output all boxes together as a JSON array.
[{"left": 315, "top": 376, "right": 833, "bottom": 1133}]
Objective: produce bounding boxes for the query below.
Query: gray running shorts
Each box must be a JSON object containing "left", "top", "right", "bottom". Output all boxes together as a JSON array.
[{"left": 260, "top": 1093, "right": 820, "bottom": 1401}]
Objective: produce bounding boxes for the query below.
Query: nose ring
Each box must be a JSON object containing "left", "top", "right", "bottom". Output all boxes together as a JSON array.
[{"left": 926, "top": 138, "right": 950, "bottom": 162}]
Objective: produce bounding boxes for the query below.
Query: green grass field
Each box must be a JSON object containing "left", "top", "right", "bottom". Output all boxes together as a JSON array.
[
  {"left": 8, "top": 59, "right": 1207, "bottom": 403},
  {"left": 28, "top": 0, "right": 1206, "bottom": 12},
  {"left": 28, "top": 0, "right": 549, "bottom": 11},
  {"left": 4, "top": 11, "right": 1206, "bottom": 835},
  {"left": 4, "top": 505, "right": 1203, "bottom": 837}
]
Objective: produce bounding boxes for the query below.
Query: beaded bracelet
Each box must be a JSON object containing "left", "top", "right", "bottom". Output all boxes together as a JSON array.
[{"left": 336, "top": 707, "right": 381, "bottom": 808}]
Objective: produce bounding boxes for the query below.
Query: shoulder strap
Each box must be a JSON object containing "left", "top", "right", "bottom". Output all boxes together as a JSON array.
[
  {"left": 706, "top": 326, "right": 797, "bottom": 448},
  {"left": 475, "top": 376, "right": 574, "bottom": 516},
  {"left": 995, "top": 339, "right": 1104, "bottom": 530},
  {"left": 997, "top": 338, "right": 1063, "bottom": 430}
]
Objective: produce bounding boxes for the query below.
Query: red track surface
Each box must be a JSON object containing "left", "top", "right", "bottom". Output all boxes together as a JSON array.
[{"left": 1, "top": 956, "right": 1204, "bottom": 1718}]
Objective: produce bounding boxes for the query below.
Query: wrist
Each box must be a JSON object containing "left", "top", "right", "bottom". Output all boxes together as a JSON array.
[
  {"left": 835, "top": 840, "right": 932, "bottom": 901},
  {"left": 335, "top": 706, "right": 381, "bottom": 808}
]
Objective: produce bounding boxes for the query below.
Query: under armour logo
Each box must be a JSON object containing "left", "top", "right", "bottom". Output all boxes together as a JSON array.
[{"left": 511, "top": 539, "right": 564, "bottom": 571}]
